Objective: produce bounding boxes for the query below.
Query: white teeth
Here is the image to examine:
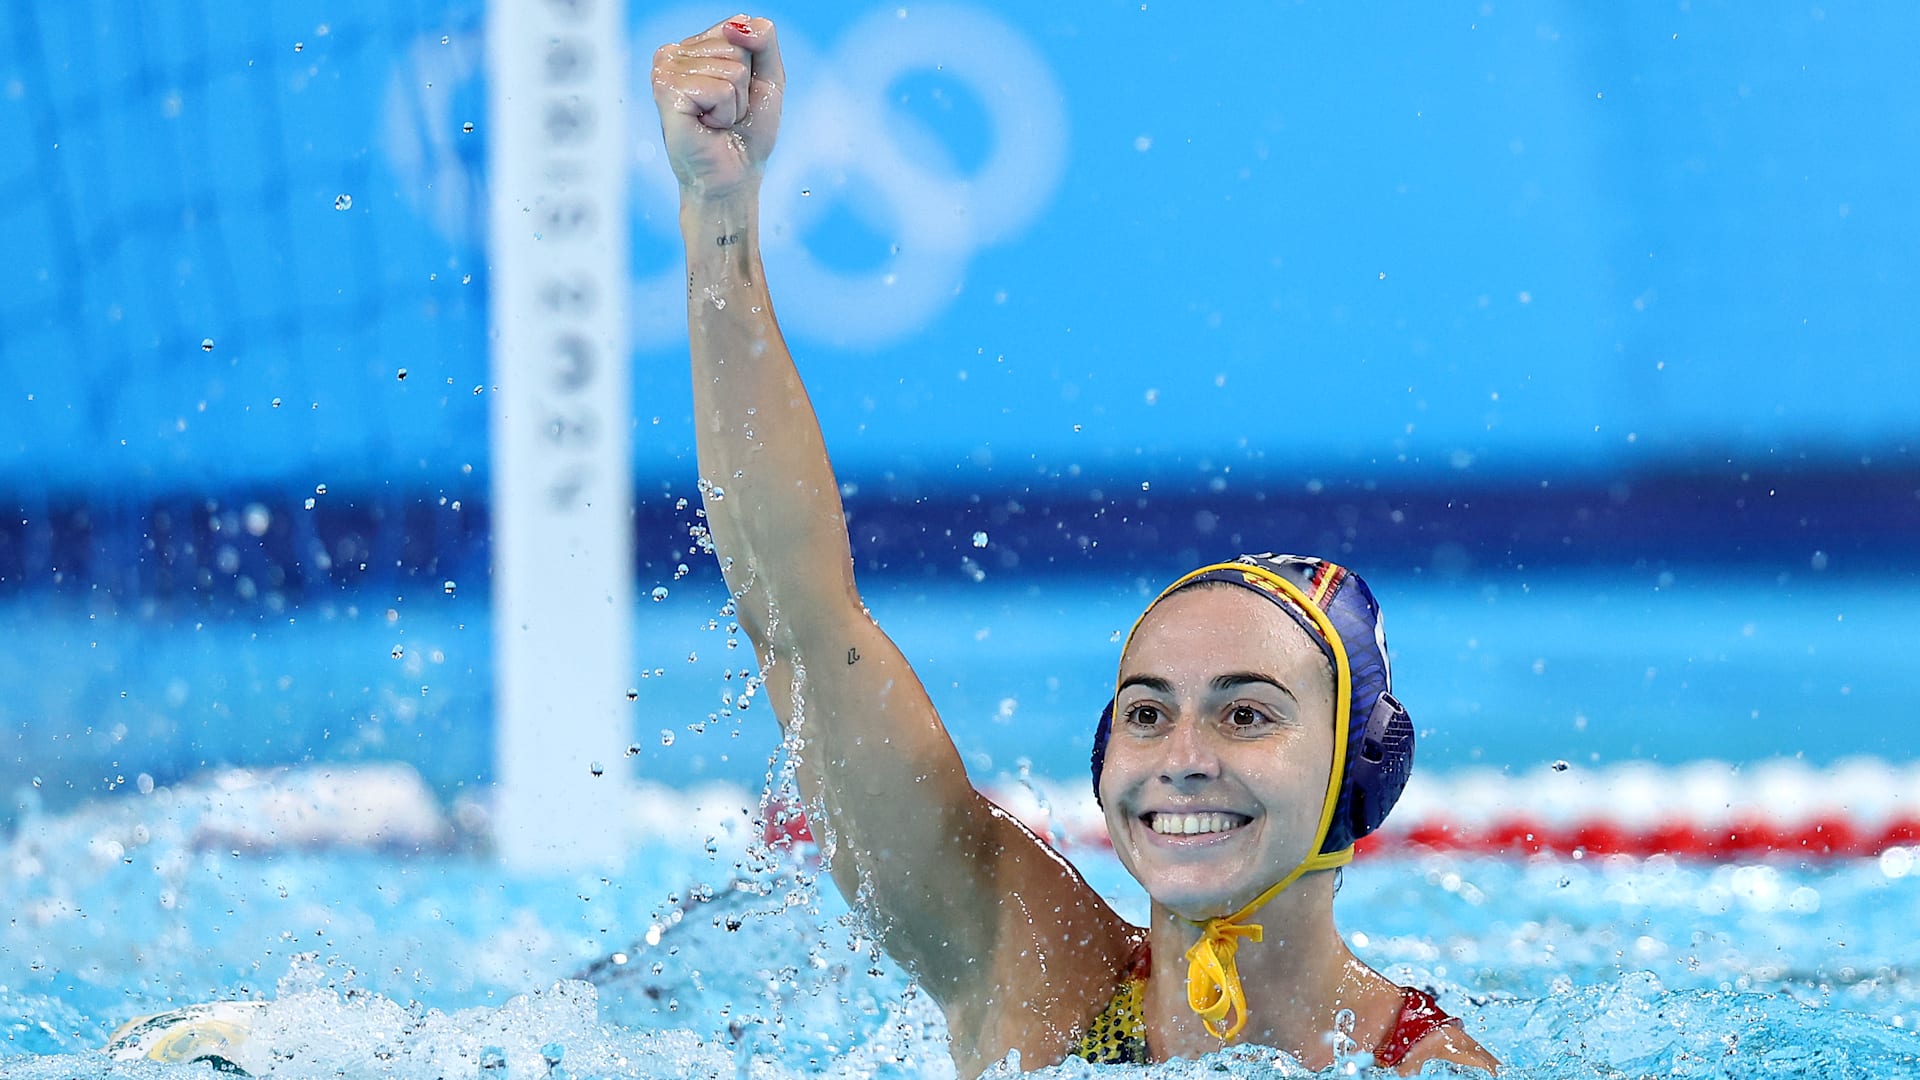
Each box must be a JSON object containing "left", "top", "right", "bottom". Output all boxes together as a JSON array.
[{"left": 1149, "top": 812, "right": 1244, "bottom": 836}]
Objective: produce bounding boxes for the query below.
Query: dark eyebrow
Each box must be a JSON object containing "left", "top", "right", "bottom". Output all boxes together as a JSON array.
[
  {"left": 1116, "top": 672, "right": 1298, "bottom": 704},
  {"left": 1211, "top": 672, "right": 1299, "bottom": 703},
  {"left": 1117, "top": 674, "right": 1175, "bottom": 696}
]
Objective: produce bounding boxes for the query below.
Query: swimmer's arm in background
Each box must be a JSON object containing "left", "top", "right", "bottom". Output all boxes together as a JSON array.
[{"left": 654, "top": 15, "right": 1133, "bottom": 1047}]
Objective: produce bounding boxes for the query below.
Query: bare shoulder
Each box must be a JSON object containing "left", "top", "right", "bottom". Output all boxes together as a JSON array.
[
  {"left": 1396, "top": 1023, "right": 1501, "bottom": 1075},
  {"left": 938, "top": 804, "right": 1141, "bottom": 1076}
]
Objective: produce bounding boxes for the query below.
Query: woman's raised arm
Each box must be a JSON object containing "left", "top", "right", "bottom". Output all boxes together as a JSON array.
[{"left": 651, "top": 17, "right": 1132, "bottom": 1047}]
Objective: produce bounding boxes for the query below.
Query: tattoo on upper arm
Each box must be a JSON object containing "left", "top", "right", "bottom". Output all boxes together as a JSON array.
[
  {"left": 848, "top": 647, "right": 860, "bottom": 665},
  {"left": 715, "top": 232, "right": 743, "bottom": 247}
]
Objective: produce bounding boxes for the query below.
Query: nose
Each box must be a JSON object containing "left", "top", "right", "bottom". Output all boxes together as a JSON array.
[{"left": 1157, "top": 717, "right": 1221, "bottom": 786}]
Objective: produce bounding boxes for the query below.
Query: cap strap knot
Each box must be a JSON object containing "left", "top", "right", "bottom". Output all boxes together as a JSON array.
[
  {"left": 1179, "top": 844, "right": 1355, "bottom": 1040},
  {"left": 1184, "top": 916, "right": 1263, "bottom": 1039}
]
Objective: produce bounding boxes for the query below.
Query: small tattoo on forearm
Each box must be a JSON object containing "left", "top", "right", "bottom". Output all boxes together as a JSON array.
[
  {"left": 715, "top": 232, "right": 743, "bottom": 247},
  {"left": 847, "top": 647, "right": 860, "bottom": 665}
]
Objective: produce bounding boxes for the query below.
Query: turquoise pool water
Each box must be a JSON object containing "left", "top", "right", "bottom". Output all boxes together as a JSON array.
[
  {"left": 6, "top": 570, "right": 1905, "bottom": 815},
  {"left": 5, "top": 766, "right": 1920, "bottom": 1077},
  {"left": 5, "top": 575, "right": 1919, "bottom": 1076}
]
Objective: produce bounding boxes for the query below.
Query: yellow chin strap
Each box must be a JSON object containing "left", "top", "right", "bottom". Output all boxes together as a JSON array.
[
  {"left": 1182, "top": 843, "right": 1354, "bottom": 1039},
  {"left": 1118, "top": 561, "right": 1356, "bottom": 1042}
]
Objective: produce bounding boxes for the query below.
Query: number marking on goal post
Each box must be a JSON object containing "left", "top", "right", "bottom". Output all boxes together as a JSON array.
[{"left": 487, "top": 0, "right": 633, "bottom": 872}]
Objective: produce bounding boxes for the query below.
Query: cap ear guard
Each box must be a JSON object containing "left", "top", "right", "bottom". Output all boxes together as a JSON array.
[{"left": 1333, "top": 690, "right": 1415, "bottom": 849}]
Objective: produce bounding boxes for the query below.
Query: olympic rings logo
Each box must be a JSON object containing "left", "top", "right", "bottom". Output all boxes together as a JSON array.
[{"left": 383, "top": 4, "right": 1067, "bottom": 350}]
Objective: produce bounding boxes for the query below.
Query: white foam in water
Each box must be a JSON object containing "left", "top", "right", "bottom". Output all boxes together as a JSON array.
[
  {"left": 193, "top": 765, "right": 454, "bottom": 851},
  {"left": 8, "top": 762, "right": 1920, "bottom": 1077},
  {"left": 244, "top": 979, "right": 709, "bottom": 1079}
]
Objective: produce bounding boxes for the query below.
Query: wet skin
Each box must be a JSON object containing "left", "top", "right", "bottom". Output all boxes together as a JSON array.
[{"left": 1098, "top": 584, "right": 1340, "bottom": 920}]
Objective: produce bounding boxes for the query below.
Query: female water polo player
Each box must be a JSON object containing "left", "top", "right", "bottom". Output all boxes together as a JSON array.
[{"left": 652, "top": 14, "right": 1500, "bottom": 1075}]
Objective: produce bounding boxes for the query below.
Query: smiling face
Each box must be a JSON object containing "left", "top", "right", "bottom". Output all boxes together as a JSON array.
[{"left": 1098, "top": 584, "right": 1339, "bottom": 919}]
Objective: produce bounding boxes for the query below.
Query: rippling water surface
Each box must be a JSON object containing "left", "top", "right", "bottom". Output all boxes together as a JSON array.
[{"left": 6, "top": 770, "right": 1919, "bottom": 1078}]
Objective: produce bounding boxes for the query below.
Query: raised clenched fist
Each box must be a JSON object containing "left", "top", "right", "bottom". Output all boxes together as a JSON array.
[{"left": 650, "top": 15, "right": 785, "bottom": 198}]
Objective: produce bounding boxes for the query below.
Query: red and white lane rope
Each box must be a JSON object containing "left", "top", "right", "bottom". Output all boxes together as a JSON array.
[
  {"left": 983, "top": 757, "right": 1920, "bottom": 857},
  {"left": 764, "top": 759, "right": 1920, "bottom": 860},
  {"left": 1359, "top": 758, "right": 1920, "bottom": 858},
  {"left": 33, "top": 760, "right": 1917, "bottom": 862}
]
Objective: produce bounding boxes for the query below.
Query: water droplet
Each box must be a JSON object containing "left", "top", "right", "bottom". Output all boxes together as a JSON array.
[
  {"left": 626, "top": 689, "right": 639, "bottom": 702},
  {"left": 625, "top": 743, "right": 641, "bottom": 757},
  {"left": 314, "top": 483, "right": 328, "bottom": 495},
  {"left": 461, "top": 121, "right": 475, "bottom": 133},
  {"left": 650, "top": 586, "right": 669, "bottom": 602},
  {"left": 1552, "top": 759, "right": 1570, "bottom": 772},
  {"left": 396, "top": 368, "right": 408, "bottom": 381},
  {"left": 442, "top": 580, "right": 457, "bottom": 595},
  {"left": 333, "top": 193, "right": 352, "bottom": 211},
  {"left": 303, "top": 497, "right": 316, "bottom": 510},
  {"left": 294, "top": 41, "right": 305, "bottom": 52},
  {"left": 800, "top": 188, "right": 812, "bottom": 196},
  {"left": 971, "top": 531, "right": 988, "bottom": 548},
  {"left": 660, "top": 729, "right": 676, "bottom": 747},
  {"left": 440, "top": 35, "right": 450, "bottom": 45},
  {"left": 588, "top": 761, "right": 604, "bottom": 777},
  {"left": 30, "top": 776, "right": 40, "bottom": 788},
  {"left": 200, "top": 337, "right": 215, "bottom": 352},
  {"left": 391, "top": 645, "right": 404, "bottom": 659},
  {"left": 271, "top": 397, "right": 283, "bottom": 408}
]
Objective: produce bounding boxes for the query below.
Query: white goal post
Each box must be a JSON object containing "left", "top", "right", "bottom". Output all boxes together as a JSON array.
[{"left": 487, "top": 0, "right": 634, "bottom": 872}]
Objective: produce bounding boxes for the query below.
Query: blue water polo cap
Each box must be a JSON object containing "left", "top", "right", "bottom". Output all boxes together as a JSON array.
[{"left": 1090, "top": 553, "right": 1416, "bottom": 856}]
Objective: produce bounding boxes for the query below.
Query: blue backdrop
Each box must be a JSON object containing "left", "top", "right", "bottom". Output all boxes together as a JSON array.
[
  {"left": 3, "top": 1, "right": 1915, "bottom": 499},
  {"left": 4, "top": 1, "right": 1917, "bottom": 816}
]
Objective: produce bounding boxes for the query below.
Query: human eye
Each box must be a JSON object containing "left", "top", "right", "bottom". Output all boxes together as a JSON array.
[
  {"left": 1123, "top": 703, "right": 1165, "bottom": 729},
  {"left": 1225, "top": 703, "right": 1272, "bottom": 730}
]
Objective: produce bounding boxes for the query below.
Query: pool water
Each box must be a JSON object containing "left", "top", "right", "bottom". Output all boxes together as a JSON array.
[
  {"left": 6, "top": 572, "right": 1919, "bottom": 1076},
  {"left": 7, "top": 570, "right": 1906, "bottom": 816},
  {"left": 5, "top": 762, "right": 1920, "bottom": 1078}
]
